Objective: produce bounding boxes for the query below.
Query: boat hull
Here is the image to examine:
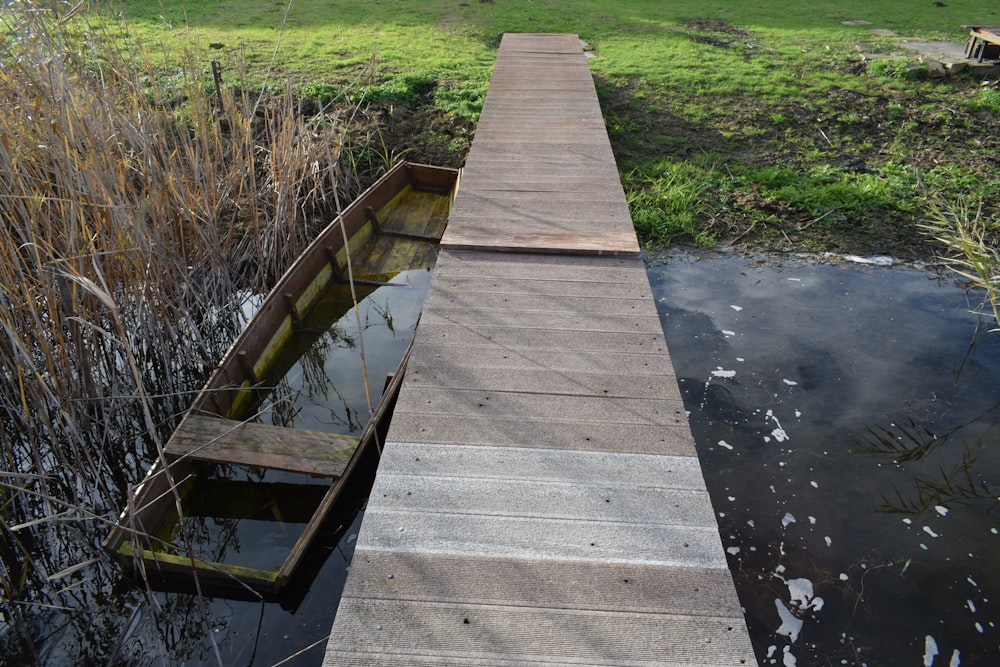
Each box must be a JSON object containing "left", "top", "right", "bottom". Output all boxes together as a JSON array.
[{"left": 105, "top": 162, "right": 458, "bottom": 597}]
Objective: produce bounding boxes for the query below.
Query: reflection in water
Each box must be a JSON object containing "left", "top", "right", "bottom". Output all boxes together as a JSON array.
[
  {"left": 647, "top": 247, "right": 999, "bottom": 667},
  {"left": 257, "top": 268, "right": 432, "bottom": 435},
  {"left": 36, "top": 272, "right": 432, "bottom": 666}
]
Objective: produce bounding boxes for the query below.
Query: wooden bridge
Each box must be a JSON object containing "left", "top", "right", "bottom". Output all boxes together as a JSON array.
[{"left": 323, "top": 33, "right": 755, "bottom": 666}]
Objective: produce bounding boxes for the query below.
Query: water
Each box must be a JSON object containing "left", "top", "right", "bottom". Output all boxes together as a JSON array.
[
  {"left": 65, "top": 273, "right": 434, "bottom": 667},
  {"left": 39, "top": 248, "right": 999, "bottom": 666},
  {"left": 647, "top": 247, "right": 1000, "bottom": 667},
  {"left": 256, "top": 267, "right": 434, "bottom": 434}
]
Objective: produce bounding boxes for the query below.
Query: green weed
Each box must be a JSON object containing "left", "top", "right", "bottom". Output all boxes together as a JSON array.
[
  {"left": 965, "top": 87, "right": 1000, "bottom": 113},
  {"left": 626, "top": 160, "right": 721, "bottom": 247}
]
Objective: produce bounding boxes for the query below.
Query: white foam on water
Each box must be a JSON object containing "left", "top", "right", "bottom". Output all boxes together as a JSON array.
[
  {"left": 924, "top": 526, "right": 940, "bottom": 538},
  {"left": 788, "top": 577, "right": 824, "bottom": 613},
  {"left": 935, "top": 505, "right": 949, "bottom": 516},
  {"left": 718, "top": 440, "right": 734, "bottom": 450},
  {"left": 844, "top": 255, "right": 895, "bottom": 266},
  {"left": 774, "top": 598, "right": 804, "bottom": 643},
  {"left": 950, "top": 649, "right": 961, "bottom": 667},
  {"left": 924, "top": 635, "right": 938, "bottom": 667},
  {"left": 712, "top": 367, "right": 736, "bottom": 378},
  {"left": 810, "top": 481, "right": 819, "bottom": 488},
  {"left": 783, "top": 378, "right": 798, "bottom": 386},
  {"left": 727, "top": 546, "right": 741, "bottom": 555},
  {"left": 825, "top": 536, "right": 832, "bottom": 547},
  {"left": 783, "top": 645, "right": 797, "bottom": 666},
  {"left": 967, "top": 599, "right": 976, "bottom": 613},
  {"left": 731, "top": 304, "right": 743, "bottom": 311},
  {"left": 782, "top": 512, "right": 797, "bottom": 528},
  {"left": 765, "top": 409, "right": 790, "bottom": 442},
  {"left": 808, "top": 516, "right": 817, "bottom": 524},
  {"left": 722, "top": 330, "right": 736, "bottom": 337}
]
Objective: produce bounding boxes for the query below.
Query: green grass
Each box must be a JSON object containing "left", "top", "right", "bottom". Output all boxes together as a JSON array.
[
  {"left": 104, "top": 0, "right": 998, "bottom": 253},
  {"left": 114, "top": 0, "right": 992, "bottom": 95}
]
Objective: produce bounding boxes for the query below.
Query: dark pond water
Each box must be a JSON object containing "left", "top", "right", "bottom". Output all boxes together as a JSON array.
[
  {"left": 85, "top": 272, "right": 434, "bottom": 667},
  {"left": 648, "top": 247, "right": 1000, "bottom": 667},
  {"left": 75, "top": 249, "right": 999, "bottom": 667}
]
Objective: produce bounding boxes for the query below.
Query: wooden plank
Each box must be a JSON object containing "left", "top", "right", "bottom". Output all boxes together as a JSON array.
[
  {"left": 405, "top": 342, "right": 676, "bottom": 377},
  {"left": 376, "top": 443, "right": 707, "bottom": 487},
  {"left": 413, "top": 323, "right": 670, "bottom": 354},
  {"left": 441, "top": 228, "right": 640, "bottom": 256},
  {"left": 432, "top": 248, "right": 643, "bottom": 277},
  {"left": 390, "top": 387, "right": 687, "bottom": 427},
  {"left": 404, "top": 364, "right": 682, "bottom": 400},
  {"left": 426, "top": 278, "right": 651, "bottom": 301},
  {"left": 419, "top": 305, "right": 663, "bottom": 333},
  {"left": 386, "top": 414, "right": 697, "bottom": 455},
  {"left": 329, "top": 599, "right": 753, "bottom": 666},
  {"left": 345, "top": 550, "right": 743, "bottom": 617},
  {"left": 165, "top": 414, "right": 358, "bottom": 478},
  {"left": 356, "top": 510, "right": 728, "bottom": 569},
  {"left": 370, "top": 474, "right": 717, "bottom": 526}
]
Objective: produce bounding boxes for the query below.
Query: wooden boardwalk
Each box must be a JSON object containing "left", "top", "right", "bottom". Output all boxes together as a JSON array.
[{"left": 324, "top": 34, "right": 755, "bottom": 666}]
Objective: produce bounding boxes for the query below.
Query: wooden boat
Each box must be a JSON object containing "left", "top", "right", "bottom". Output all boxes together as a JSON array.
[{"left": 105, "top": 162, "right": 459, "bottom": 597}]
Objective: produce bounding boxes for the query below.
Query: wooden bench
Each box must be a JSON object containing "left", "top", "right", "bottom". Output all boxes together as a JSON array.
[
  {"left": 964, "top": 25, "right": 1000, "bottom": 62},
  {"left": 164, "top": 414, "right": 359, "bottom": 478}
]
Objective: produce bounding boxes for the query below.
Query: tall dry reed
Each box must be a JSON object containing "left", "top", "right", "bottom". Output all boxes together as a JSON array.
[{"left": 0, "top": 1, "right": 370, "bottom": 661}]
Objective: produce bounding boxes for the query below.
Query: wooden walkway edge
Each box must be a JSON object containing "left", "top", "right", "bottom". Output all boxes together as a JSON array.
[{"left": 324, "top": 33, "right": 755, "bottom": 666}]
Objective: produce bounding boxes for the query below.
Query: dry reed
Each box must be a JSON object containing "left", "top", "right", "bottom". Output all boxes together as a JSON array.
[
  {"left": 0, "top": 1, "right": 370, "bottom": 661},
  {"left": 923, "top": 198, "right": 1000, "bottom": 330}
]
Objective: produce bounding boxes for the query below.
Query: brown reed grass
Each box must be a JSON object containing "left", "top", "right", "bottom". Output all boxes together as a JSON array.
[{"left": 0, "top": 1, "right": 372, "bottom": 660}]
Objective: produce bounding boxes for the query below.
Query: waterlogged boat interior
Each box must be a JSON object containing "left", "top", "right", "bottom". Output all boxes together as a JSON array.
[{"left": 105, "top": 162, "right": 458, "bottom": 598}]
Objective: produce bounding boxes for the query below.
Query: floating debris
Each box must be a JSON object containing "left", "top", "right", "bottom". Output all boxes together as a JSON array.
[{"left": 923, "top": 635, "right": 938, "bottom": 667}]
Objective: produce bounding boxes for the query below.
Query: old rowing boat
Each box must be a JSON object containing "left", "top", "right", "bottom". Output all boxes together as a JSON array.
[{"left": 105, "top": 162, "right": 458, "bottom": 597}]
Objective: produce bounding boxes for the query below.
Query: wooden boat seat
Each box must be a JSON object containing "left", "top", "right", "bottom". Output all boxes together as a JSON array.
[{"left": 164, "top": 414, "right": 360, "bottom": 478}]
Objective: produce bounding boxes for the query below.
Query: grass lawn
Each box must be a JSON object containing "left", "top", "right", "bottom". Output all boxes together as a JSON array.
[{"left": 111, "top": 0, "right": 1000, "bottom": 256}]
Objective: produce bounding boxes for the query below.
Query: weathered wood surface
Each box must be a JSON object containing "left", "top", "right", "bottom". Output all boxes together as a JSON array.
[
  {"left": 164, "top": 414, "right": 358, "bottom": 478},
  {"left": 440, "top": 34, "right": 640, "bottom": 257},
  {"left": 325, "top": 33, "right": 754, "bottom": 666}
]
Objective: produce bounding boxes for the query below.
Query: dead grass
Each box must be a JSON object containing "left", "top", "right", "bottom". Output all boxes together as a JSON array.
[{"left": 0, "top": 2, "right": 373, "bottom": 660}]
